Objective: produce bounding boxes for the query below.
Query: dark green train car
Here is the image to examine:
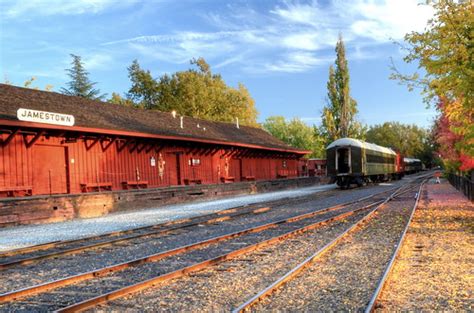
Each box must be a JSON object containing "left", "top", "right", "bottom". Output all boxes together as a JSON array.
[
  {"left": 326, "top": 138, "right": 398, "bottom": 188},
  {"left": 404, "top": 157, "right": 422, "bottom": 174}
]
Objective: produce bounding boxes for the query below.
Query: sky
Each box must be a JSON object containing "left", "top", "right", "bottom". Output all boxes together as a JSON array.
[{"left": 0, "top": 0, "right": 437, "bottom": 128}]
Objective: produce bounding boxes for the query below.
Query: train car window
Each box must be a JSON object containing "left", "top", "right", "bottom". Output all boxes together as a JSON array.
[{"left": 366, "top": 154, "right": 395, "bottom": 164}]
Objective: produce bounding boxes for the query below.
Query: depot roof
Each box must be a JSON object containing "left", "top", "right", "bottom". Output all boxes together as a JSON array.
[{"left": 0, "top": 84, "right": 309, "bottom": 154}]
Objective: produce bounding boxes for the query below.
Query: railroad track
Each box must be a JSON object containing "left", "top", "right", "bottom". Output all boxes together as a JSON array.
[
  {"left": 0, "top": 187, "right": 346, "bottom": 269},
  {"left": 364, "top": 179, "right": 425, "bottom": 312},
  {"left": 0, "top": 184, "right": 411, "bottom": 312},
  {"left": 233, "top": 178, "right": 427, "bottom": 312},
  {"left": 1, "top": 173, "right": 428, "bottom": 269}
]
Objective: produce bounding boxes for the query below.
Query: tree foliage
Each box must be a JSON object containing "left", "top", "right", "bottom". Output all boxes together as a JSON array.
[
  {"left": 60, "top": 54, "right": 106, "bottom": 100},
  {"left": 391, "top": 0, "right": 473, "bottom": 173},
  {"left": 435, "top": 98, "right": 473, "bottom": 172},
  {"left": 320, "top": 35, "right": 364, "bottom": 144},
  {"left": 23, "top": 76, "right": 53, "bottom": 91},
  {"left": 108, "top": 92, "right": 135, "bottom": 107},
  {"left": 365, "top": 122, "right": 437, "bottom": 166},
  {"left": 126, "top": 58, "right": 259, "bottom": 126},
  {"left": 263, "top": 116, "right": 325, "bottom": 157}
]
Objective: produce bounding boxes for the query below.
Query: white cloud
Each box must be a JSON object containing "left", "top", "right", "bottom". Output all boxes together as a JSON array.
[
  {"left": 99, "top": 0, "right": 435, "bottom": 74},
  {"left": 1, "top": 0, "right": 138, "bottom": 18},
  {"left": 348, "top": 0, "right": 434, "bottom": 41},
  {"left": 83, "top": 53, "right": 114, "bottom": 70},
  {"left": 264, "top": 52, "right": 332, "bottom": 73},
  {"left": 271, "top": 2, "right": 329, "bottom": 27}
]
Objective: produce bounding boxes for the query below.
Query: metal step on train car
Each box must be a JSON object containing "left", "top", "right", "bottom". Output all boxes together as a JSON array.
[{"left": 326, "top": 138, "right": 408, "bottom": 189}]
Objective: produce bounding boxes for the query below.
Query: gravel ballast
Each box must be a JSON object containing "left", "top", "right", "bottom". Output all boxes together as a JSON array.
[
  {"left": 95, "top": 210, "right": 371, "bottom": 312},
  {"left": 252, "top": 188, "right": 418, "bottom": 311},
  {"left": 0, "top": 184, "right": 337, "bottom": 251},
  {"left": 0, "top": 183, "right": 401, "bottom": 294},
  {"left": 0, "top": 196, "right": 381, "bottom": 311}
]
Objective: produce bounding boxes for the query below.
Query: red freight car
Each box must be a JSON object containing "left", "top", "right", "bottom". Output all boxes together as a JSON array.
[
  {"left": 298, "top": 158, "right": 326, "bottom": 177},
  {"left": 0, "top": 84, "right": 309, "bottom": 197}
]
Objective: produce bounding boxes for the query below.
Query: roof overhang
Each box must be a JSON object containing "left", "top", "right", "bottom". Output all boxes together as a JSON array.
[{"left": 0, "top": 119, "right": 310, "bottom": 155}]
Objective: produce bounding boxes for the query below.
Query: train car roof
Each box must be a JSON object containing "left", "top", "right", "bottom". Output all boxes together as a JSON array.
[
  {"left": 326, "top": 138, "right": 396, "bottom": 155},
  {"left": 404, "top": 157, "right": 421, "bottom": 163}
]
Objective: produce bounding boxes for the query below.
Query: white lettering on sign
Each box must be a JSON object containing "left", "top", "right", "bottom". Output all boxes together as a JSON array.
[{"left": 17, "top": 108, "right": 75, "bottom": 126}]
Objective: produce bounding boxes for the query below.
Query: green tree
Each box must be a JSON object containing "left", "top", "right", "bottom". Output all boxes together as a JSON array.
[
  {"left": 263, "top": 116, "right": 325, "bottom": 157},
  {"left": 126, "top": 58, "right": 259, "bottom": 126},
  {"left": 320, "top": 35, "right": 362, "bottom": 144},
  {"left": 108, "top": 92, "right": 135, "bottom": 107},
  {"left": 365, "top": 122, "right": 436, "bottom": 165},
  {"left": 126, "top": 60, "right": 160, "bottom": 109},
  {"left": 391, "top": 0, "right": 473, "bottom": 172},
  {"left": 60, "top": 54, "right": 106, "bottom": 100},
  {"left": 391, "top": 0, "right": 473, "bottom": 109}
]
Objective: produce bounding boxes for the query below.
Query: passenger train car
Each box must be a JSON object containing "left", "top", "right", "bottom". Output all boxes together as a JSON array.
[
  {"left": 404, "top": 157, "right": 423, "bottom": 174},
  {"left": 326, "top": 138, "right": 418, "bottom": 189}
]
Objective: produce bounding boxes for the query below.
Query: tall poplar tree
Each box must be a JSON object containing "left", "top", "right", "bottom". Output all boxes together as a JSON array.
[
  {"left": 60, "top": 54, "right": 106, "bottom": 100},
  {"left": 320, "top": 35, "right": 362, "bottom": 143}
]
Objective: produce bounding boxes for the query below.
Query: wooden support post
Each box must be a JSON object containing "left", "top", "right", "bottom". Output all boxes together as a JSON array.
[
  {"left": 1, "top": 129, "right": 19, "bottom": 147},
  {"left": 85, "top": 137, "right": 101, "bottom": 151},
  {"left": 116, "top": 139, "right": 130, "bottom": 153},
  {"left": 137, "top": 142, "right": 148, "bottom": 153},
  {"left": 145, "top": 143, "right": 156, "bottom": 153},
  {"left": 100, "top": 137, "right": 117, "bottom": 152},
  {"left": 129, "top": 140, "right": 139, "bottom": 153},
  {"left": 154, "top": 145, "right": 164, "bottom": 153},
  {"left": 24, "top": 131, "right": 44, "bottom": 148}
]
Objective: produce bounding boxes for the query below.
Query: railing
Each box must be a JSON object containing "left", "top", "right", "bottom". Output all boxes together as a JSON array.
[{"left": 448, "top": 173, "right": 474, "bottom": 201}]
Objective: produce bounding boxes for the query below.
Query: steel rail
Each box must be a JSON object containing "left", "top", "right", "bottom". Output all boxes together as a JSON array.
[
  {"left": 0, "top": 193, "right": 386, "bottom": 303},
  {"left": 0, "top": 185, "right": 395, "bottom": 269},
  {"left": 364, "top": 180, "right": 426, "bottom": 313},
  {"left": 0, "top": 202, "right": 278, "bottom": 258},
  {"left": 0, "top": 187, "right": 341, "bottom": 260},
  {"left": 3, "top": 172, "right": 429, "bottom": 260},
  {"left": 232, "top": 182, "right": 415, "bottom": 313},
  {"left": 0, "top": 206, "right": 272, "bottom": 269},
  {"left": 54, "top": 198, "right": 387, "bottom": 313},
  {"left": 3, "top": 180, "right": 419, "bottom": 310}
]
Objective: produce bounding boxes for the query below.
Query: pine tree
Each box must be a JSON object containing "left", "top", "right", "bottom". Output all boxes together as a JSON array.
[
  {"left": 60, "top": 54, "right": 106, "bottom": 100},
  {"left": 320, "top": 35, "right": 361, "bottom": 143}
]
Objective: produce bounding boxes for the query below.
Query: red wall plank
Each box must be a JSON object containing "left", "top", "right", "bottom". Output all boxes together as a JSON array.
[{"left": 0, "top": 133, "right": 305, "bottom": 197}]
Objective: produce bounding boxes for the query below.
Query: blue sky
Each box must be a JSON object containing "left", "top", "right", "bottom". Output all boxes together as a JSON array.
[{"left": 0, "top": 0, "right": 437, "bottom": 128}]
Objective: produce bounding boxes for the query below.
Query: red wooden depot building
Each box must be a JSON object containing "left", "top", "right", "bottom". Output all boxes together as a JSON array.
[{"left": 0, "top": 84, "right": 309, "bottom": 198}]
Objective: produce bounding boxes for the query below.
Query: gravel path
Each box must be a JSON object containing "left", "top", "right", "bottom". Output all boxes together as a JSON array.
[
  {"left": 0, "top": 183, "right": 400, "bottom": 294},
  {"left": 252, "top": 187, "right": 418, "bottom": 311},
  {"left": 0, "top": 184, "right": 337, "bottom": 251},
  {"left": 94, "top": 209, "right": 371, "bottom": 312},
  {"left": 375, "top": 179, "right": 473, "bottom": 311}
]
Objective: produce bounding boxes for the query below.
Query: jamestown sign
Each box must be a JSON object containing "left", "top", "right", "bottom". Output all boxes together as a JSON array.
[{"left": 17, "top": 108, "right": 75, "bottom": 127}]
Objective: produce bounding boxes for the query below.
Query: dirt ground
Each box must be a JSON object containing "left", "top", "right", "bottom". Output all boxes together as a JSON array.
[{"left": 376, "top": 178, "right": 473, "bottom": 311}]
